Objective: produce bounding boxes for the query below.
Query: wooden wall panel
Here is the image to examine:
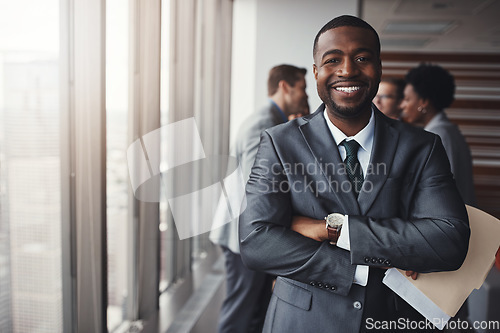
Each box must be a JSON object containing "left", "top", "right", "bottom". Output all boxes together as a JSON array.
[{"left": 381, "top": 52, "right": 500, "bottom": 219}]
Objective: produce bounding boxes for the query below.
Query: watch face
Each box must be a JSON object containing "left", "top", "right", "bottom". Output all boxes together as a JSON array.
[{"left": 326, "top": 213, "right": 344, "bottom": 227}]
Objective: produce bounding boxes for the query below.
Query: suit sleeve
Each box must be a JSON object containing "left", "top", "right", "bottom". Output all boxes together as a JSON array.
[
  {"left": 348, "top": 135, "right": 470, "bottom": 272},
  {"left": 239, "top": 131, "right": 356, "bottom": 296},
  {"left": 237, "top": 127, "right": 263, "bottom": 181}
]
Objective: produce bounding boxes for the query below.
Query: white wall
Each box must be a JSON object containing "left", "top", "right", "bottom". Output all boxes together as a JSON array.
[
  {"left": 229, "top": 0, "right": 257, "bottom": 144},
  {"left": 230, "top": 0, "right": 359, "bottom": 143}
]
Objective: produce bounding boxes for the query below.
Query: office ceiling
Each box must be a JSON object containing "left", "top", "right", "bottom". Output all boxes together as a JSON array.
[{"left": 362, "top": 0, "right": 500, "bottom": 53}]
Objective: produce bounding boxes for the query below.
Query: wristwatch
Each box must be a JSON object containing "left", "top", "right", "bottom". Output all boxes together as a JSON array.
[{"left": 325, "top": 213, "right": 344, "bottom": 245}]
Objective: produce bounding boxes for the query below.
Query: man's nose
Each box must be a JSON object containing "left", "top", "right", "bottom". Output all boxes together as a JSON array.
[{"left": 337, "top": 59, "right": 357, "bottom": 76}]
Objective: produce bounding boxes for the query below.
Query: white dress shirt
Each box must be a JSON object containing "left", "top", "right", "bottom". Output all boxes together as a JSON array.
[{"left": 323, "top": 108, "right": 375, "bottom": 286}]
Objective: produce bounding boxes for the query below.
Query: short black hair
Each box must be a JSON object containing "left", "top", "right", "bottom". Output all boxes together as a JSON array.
[
  {"left": 313, "top": 15, "right": 381, "bottom": 59},
  {"left": 381, "top": 77, "right": 406, "bottom": 100},
  {"left": 267, "top": 64, "right": 307, "bottom": 96},
  {"left": 405, "top": 63, "right": 455, "bottom": 110}
]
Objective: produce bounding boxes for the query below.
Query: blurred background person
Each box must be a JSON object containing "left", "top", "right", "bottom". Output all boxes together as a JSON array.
[
  {"left": 401, "top": 63, "right": 476, "bottom": 206},
  {"left": 401, "top": 62, "right": 476, "bottom": 333},
  {"left": 373, "top": 77, "right": 405, "bottom": 119},
  {"left": 210, "top": 64, "right": 308, "bottom": 333},
  {"left": 288, "top": 103, "right": 310, "bottom": 120},
  {"left": 288, "top": 105, "right": 311, "bottom": 120}
]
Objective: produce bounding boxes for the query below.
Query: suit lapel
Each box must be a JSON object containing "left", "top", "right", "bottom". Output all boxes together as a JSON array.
[
  {"left": 299, "top": 105, "right": 360, "bottom": 215},
  {"left": 357, "top": 111, "right": 399, "bottom": 215}
]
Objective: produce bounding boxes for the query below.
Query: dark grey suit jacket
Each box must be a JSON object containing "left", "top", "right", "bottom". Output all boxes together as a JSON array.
[
  {"left": 425, "top": 111, "right": 476, "bottom": 206},
  {"left": 239, "top": 104, "right": 470, "bottom": 332},
  {"left": 209, "top": 102, "right": 286, "bottom": 253}
]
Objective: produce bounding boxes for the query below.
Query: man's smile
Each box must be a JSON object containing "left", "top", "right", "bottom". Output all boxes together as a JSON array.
[
  {"left": 335, "top": 86, "right": 361, "bottom": 93},
  {"left": 329, "top": 80, "right": 367, "bottom": 95}
]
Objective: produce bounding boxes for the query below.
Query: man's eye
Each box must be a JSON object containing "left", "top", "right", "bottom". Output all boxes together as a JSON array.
[
  {"left": 356, "top": 57, "right": 368, "bottom": 62},
  {"left": 325, "top": 58, "right": 339, "bottom": 64}
]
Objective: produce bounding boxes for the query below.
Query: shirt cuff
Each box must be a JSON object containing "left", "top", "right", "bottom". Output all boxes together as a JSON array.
[
  {"left": 336, "top": 214, "right": 350, "bottom": 250},
  {"left": 353, "top": 265, "right": 369, "bottom": 286},
  {"left": 335, "top": 215, "right": 369, "bottom": 286}
]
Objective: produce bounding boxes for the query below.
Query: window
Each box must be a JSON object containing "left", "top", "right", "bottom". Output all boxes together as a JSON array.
[
  {"left": 0, "top": 0, "right": 234, "bottom": 331},
  {"left": 160, "top": 0, "right": 173, "bottom": 291},
  {"left": 106, "top": 0, "right": 130, "bottom": 330},
  {"left": 0, "top": 1, "right": 63, "bottom": 332}
]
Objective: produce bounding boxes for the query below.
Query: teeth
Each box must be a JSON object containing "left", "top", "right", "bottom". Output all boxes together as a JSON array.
[{"left": 335, "top": 86, "right": 360, "bottom": 93}]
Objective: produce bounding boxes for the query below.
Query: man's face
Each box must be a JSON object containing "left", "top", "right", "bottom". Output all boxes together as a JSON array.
[
  {"left": 284, "top": 75, "right": 309, "bottom": 117},
  {"left": 374, "top": 82, "right": 402, "bottom": 119},
  {"left": 313, "top": 26, "right": 381, "bottom": 119}
]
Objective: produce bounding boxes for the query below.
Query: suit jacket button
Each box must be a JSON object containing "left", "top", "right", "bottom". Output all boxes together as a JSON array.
[
  {"left": 371, "top": 258, "right": 377, "bottom": 264},
  {"left": 384, "top": 260, "right": 391, "bottom": 266},
  {"left": 364, "top": 257, "right": 370, "bottom": 263},
  {"left": 310, "top": 281, "right": 315, "bottom": 286},
  {"left": 317, "top": 282, "right": 323, "bottom": 288},
  {"left": 324, "top": 284, "right": 329, "bottom": 289},
  {"left": 353, "top": 301, "right": 362, "bottom": 310},
  {"left": 378, "top": 258, "right": 384, "bottom": 264},
  {"left": 331, "top": 286, "right": 336, "bottom": 291}
]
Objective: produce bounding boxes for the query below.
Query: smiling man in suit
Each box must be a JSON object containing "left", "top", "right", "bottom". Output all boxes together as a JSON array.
[{"left": 239, "top": 15, "right": 470, "bottom": 332}]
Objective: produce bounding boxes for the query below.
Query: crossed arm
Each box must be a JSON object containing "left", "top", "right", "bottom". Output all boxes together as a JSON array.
[
  {"left": 239, "top": 131, "right": 470, "bottom": 291},
  {"left": 290, "top": 215, "right": 419, "bottom": 280}
]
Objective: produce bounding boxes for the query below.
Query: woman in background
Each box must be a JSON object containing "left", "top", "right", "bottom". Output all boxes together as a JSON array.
[{"left": 401, "top": 63, "right": 476, "bottom": 206}]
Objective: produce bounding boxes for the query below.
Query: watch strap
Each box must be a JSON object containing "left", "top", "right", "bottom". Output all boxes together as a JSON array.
[{"left": 327, "top": 225, "right": 342, "bottom": 244}]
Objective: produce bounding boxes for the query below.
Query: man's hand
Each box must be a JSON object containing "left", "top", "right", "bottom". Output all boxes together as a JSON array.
[
  {"left": 405, "top": 270, "right": 418, "bottom": 280},
  {"left": 291, "top": 216, "right": 327, "bottom": 242},
  {"left": 381, "top": 268, "right": 418, "bottom": 280}
]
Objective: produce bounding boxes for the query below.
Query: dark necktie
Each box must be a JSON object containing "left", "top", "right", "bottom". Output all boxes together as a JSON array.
[{"left": 341, "top": 139, "right": 364, "bottom": 197}]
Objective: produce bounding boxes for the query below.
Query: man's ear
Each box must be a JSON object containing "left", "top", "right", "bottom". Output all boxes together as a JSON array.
[
  {"left": 279, "top": 80, "right": 289, "bottom": 93},
  {"left": 313, "top": 64, "right": 318, "bottom": 80}
]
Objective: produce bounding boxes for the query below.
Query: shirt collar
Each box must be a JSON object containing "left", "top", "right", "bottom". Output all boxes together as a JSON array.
[
  {"left": 270, "top": 99, "right": 288, "bottom": 123},
  {"left": 323, "top": 107, "right": 375, "bottom": 154}
]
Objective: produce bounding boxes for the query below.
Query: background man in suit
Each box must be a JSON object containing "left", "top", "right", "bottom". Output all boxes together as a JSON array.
[
  {"left": 373, "top": 77, "right": 405, "bottom": 120},
  {"left": 239, "top": 15, "right": 470, "bottom": 332},
  {"left": 210, "top": 64, "right": 309, "bottom": 333}
]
